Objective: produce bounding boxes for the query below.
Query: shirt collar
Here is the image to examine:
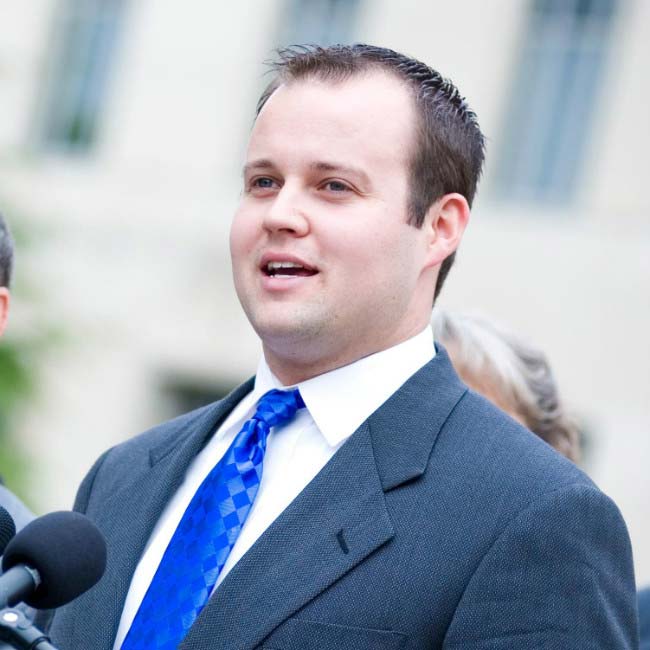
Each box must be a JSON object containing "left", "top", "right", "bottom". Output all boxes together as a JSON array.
[{"left": 253, "top": 327, "right": 435, "bottom": 448}]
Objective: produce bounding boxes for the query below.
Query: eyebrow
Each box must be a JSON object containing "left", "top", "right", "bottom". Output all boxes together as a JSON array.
[
  {"left": 242, "top": 159, "right": 371, "bottom": 187},
  {"left": 242, "top": 159, "right": 275, "bottom": 176},
  {"left": 308, "top": 161, "right": 371, "bottom": 185}
]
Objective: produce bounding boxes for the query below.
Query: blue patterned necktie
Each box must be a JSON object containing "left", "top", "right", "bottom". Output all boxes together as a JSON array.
[{"left": 121, "top": 388, "right": 305, "bottom": 649}]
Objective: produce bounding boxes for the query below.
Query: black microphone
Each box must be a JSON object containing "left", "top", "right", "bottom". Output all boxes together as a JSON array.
[
  {"left": 0, "top": 509, "right": 15, "bottom": 556},
  {"left": 0, "top": 511, "right": 106, "bottom": 609}
]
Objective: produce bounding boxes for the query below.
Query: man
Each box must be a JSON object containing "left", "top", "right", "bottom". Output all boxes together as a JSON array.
[
  {"left": 0, "top": 213, "right": 34, "bottom": 532},
  {"left": 49, "top": 45, "right": 638, "bottom": 649}
]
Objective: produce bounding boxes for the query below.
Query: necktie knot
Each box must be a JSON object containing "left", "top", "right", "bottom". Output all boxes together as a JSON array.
[
  {"left": 253, "top": 388, "right": 305, "bottom": 428},
  {"left": 234, "top": 389, "right": 305, "bottom": 465}
]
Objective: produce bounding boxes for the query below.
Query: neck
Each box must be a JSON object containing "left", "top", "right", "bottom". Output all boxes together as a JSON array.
[{"left": 263, "top": 323, "right": 429, "bottom": 385}]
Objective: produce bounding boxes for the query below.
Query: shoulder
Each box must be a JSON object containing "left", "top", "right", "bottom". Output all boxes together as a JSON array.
[
  {"left": 415, "top": 385, "right": 625, "bottom": 556},
  {"left": 400, "top": 346, "right": 591, "bottom": 502},
  {"left": 434, "top": 393, "right": 637, "bottom": 646},
  {"left": 389, "top": 349, "right": 600, "bottom": 526},
  {"left": 437, "top": 386, "right": 592, "bottom": 499}
]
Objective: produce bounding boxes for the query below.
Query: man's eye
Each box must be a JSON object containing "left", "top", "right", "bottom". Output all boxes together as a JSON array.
[
  {"left": 252, "top": 177, "right": 276, "bottom": 189},
  {"left": 323, "top": 180, "right": 350, "bottom": 192}
]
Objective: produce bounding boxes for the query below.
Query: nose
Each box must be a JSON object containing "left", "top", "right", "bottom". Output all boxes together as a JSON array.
[{"left": 262, "top": 185, "right": 310, "bottom": 237}]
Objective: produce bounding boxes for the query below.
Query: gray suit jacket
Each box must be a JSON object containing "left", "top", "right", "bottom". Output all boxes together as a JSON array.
[{"left": 48, "top": 348, "right": 638, "bottom": 649}]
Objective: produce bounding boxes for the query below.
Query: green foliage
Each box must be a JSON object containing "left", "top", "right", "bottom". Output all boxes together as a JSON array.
[
  {"left": 0, "top": 440, "right": 31, "bottom": 500},
  {"left": 0, "top": 340, "right": 34, "bottom": 419},
  {"left": 0, "top": 337, "right": 40, "bottom": 500}
]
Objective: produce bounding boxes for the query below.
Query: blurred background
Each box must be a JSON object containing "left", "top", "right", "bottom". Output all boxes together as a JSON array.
[{"left": 0, "top": 0, "right": 648, "bottom": 583}]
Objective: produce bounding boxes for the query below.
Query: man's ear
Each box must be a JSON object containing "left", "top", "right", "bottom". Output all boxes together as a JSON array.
[
  {"left": 423, "top": 193, "right": 470, "bottom": 269},
  {"left": 0, "top": 287, "right": 10, "bottom": 337}
]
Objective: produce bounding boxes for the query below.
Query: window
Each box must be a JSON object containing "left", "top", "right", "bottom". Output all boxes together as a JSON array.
[
  {"left": 39, "top": 0, "right": 128, "bottom": 153},
  {"left": 494, "top": 0, "right": 618, "bottom": 204},
  {"left": 161, "top": 377, "right": 237, "bottom": 421}
]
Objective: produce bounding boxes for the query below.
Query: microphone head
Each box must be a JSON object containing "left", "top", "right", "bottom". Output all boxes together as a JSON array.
[
  {"left": 0, "top": 506, "right": 16, "bottom": 555},
  {"left": 1, "top": 510, "right": 107, "bottom": 608}
]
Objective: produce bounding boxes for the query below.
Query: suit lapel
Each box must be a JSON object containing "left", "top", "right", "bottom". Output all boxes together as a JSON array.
[
  {"left": 181, "top": 347, "right": 467, "bottom": 650},
  {"left": 368, "top": 345, "right": 467, "bottom": 491},
  {"left": 75, "top": 380, "right": 255, "bottom": 648}
]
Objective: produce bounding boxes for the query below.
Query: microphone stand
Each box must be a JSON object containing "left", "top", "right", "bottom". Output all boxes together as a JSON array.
[{"left": 0, "top": 607, "right": 58, "bottom": 650}]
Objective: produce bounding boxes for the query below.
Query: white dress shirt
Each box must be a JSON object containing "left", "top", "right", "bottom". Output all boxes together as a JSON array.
[{"left": 113, "top": 328, "right": 435, "bottom": 648}]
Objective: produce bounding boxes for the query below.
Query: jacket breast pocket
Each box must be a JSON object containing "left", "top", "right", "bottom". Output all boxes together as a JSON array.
[{"left": 260, "top": 617, "right": 408, "bottom": 650}]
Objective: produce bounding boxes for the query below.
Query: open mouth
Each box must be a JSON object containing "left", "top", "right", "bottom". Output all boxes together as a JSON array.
[{"left": 263, "top": 261, "right": 318, "bottom": 278}]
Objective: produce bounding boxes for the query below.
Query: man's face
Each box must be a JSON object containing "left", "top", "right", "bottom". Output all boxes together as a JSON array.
[{"left": 230, "top": 71, "right": 437, "bottom": 381}]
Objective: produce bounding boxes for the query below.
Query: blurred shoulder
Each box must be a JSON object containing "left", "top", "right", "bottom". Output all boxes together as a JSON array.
[{"left": 0, "top": 483, "right": 34, "bottom": 531}]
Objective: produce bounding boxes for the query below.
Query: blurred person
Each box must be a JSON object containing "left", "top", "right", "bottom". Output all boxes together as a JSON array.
[
  {"left": 0, "top": 213, "right": 34, "bottom": 532},
  {"left": 432, "top": 310, "right": 580, "bottom": 462},
  {"left": 49, "top": 45, "right": 637, "bottom": 649}
]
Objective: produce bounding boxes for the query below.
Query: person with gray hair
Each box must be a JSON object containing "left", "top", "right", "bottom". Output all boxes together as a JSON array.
[
  {"left": 432, "top": 310, "right": 580, "bottom": 462},
  {"left": 0, "top": 212, "right": 34, "bottom": 532}
]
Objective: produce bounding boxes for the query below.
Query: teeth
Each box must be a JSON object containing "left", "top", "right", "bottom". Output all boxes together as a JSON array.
[{"left": 267, "top": 261, "right": 305, "bottom": 271}]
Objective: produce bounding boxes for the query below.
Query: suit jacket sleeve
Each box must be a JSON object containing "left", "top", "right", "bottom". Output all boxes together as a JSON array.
[{"left": 442, "top": 483, "right": 639, "bottom": 649}]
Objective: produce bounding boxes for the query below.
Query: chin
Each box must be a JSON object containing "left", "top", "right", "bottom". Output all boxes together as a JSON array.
[
  {"left": 256, "top": 319, "right": 321, "bottom": 342},
  {"left": 251, "top": 309, "right": 330, "bottom": 346}
]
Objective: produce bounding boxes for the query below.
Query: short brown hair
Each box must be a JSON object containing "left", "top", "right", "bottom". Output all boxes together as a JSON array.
[{"left": 257, "top": 44, "right": 486, "bottom": 302}]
